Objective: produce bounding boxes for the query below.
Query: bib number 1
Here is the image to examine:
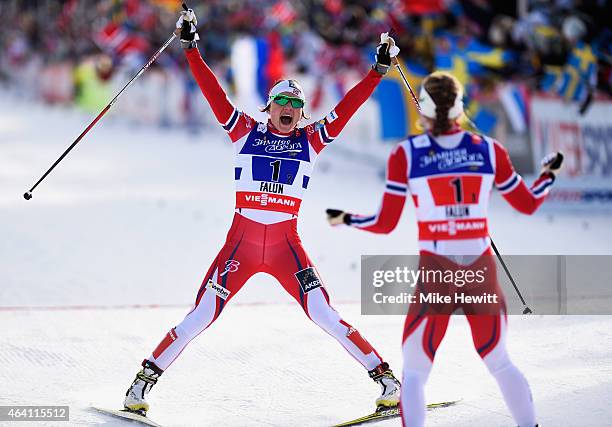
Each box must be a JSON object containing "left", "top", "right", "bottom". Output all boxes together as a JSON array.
[
  {"left": 427, "top": 175, "right": 482, "bottom": 205},
  {"left": 251, "top": 156, "right": 299, "bottom": 185},
  {"left": 270, "top": 160, "right": 281, "bottom": 182},
  {"left": 450, "top": 177, "right": 463, "bottom": 203}
]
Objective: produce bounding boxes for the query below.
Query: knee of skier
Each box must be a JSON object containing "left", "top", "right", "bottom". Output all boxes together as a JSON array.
[
  {"left": 174, "top": 315, "right": 212, "bottom": 340},
  {"left": 175, "top": 300, "right": 218, "bottom": 339},
  {"left": 481, "top": 344, "right": 512, "bottom": 374},
  {"left": 402, "top": 326, "right": 435, "bottom": 378},
  {"left": 306, "top": 290, "right": 341, "bottom": 331},
  {"left": 308, "top": 304, "right": 340, "bottom": 331}
]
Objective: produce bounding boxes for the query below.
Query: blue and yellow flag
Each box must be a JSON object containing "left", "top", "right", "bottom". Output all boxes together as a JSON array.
[{"left": 374, "top": 60, "right": 428, "bottom": 140}]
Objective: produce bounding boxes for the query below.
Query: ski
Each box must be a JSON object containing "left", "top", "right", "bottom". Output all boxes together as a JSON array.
[
  {"left": 331, "top": 400, "right": 461, "bottom": 427},
  {"left": 91, "top": 406, "right": 162, "bottom": 427}
]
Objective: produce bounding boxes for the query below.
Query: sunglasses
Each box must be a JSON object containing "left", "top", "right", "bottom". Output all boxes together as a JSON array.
[{"left": 272, "top": 95, "right": 305, "bottom": 108}]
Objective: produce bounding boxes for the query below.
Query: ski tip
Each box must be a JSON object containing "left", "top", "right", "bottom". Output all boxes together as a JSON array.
[{"left": 426, "top": 398, "right": 463, "bottom": 410}]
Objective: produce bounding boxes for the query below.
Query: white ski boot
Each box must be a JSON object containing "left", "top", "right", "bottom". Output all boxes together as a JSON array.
[
  {"left": 369, "top": 362, "right": 401, "bottom": 409},
  {"left": 124, "top": 360, "right": 163, "bottom": 415}
]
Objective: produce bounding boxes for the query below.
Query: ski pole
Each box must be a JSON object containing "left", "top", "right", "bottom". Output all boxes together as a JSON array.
[
  {"left": 391, "top": 56, "right": 533, "bottom": 314},
  {"left": 23, "top": 31, "right": 178, "bottom": 200},
  {"left": 391, "top": 57, "right": 421, "bottom": 113},
  {"left": 490, "top": 240, "right": 533, "bottom": 314}
]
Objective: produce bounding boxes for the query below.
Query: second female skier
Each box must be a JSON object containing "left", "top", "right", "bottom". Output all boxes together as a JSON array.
[{"left": 327, "top": 71, "right": 563, "bottom": 427}]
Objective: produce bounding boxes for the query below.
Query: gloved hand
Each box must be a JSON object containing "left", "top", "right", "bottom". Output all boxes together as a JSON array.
[
  {"left": 326, "top": 209, "right": 351, "bottom": 226},
  {"left": 540, "top": 152, "right": 564, "bottom": 177},
  {"left": 373, "top": 32, "right": 400, "bottom": 75},
  {"left": 176, "top": 7, "right": 199, "bottom": 49}
]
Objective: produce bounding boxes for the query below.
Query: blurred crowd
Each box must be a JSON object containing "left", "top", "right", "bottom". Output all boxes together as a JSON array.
[{"left": 2, "top": 0, "right": 611, "bottom": 114}]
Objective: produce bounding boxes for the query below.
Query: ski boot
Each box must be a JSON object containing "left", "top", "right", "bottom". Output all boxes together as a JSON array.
[
  {"left": 124, "top": 360, "right": 163, "bottom": 415},
  {"left": 369, "top": 362, "right": 401, "bottom": 409}
]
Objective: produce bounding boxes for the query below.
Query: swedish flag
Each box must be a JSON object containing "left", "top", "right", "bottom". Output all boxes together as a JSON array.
[
  {"left": 374, "top": 60, "right": 428, "bottom": 140},
  {"left": 541, "top": 42, "right": 597, "bottom": 103}
]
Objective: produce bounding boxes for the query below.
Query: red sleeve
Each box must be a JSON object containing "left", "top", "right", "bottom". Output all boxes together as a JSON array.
[
  {"left": 348, "top": 144, "right": 408, "bottom": 234},
  {"left": 494, "top": 141, "right": 554, "bottom": 215},
  {"left": 308, "top": 68, "right": 383, "bottom": 153},
  {"left": 185, "top": 48, "right": 253, "bottom": 142}
]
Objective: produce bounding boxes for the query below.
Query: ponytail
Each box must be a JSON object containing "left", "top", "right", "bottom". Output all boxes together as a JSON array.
[{"left": 433, "top": 103, "right": 452, "bottom": 136}]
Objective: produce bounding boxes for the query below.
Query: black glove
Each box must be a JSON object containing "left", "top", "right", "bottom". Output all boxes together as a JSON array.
[
  {"left": 373, "top": 33, "right": 399, "bottom": 75},
  {"left": 374, "top": 43, "right": 391, "bottom": 74},
  {"left": 175, "top": 8, "right": 199, "bottom": 49},
  {"left": 540, "top": 152, "right": 564, "bottom": 178},
  {"left": 326, "top": 209, "right": 351, "bottom": 226}
]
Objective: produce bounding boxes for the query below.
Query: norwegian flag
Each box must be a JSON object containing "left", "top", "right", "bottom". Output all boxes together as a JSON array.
[{"left": 94, "top": 22, "right": 149, "bottom": 61}]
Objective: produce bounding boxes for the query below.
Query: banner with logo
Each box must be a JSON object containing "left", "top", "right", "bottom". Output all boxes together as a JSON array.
[
  {"left": 530, "top": 95, "right": 612, "bottom": 205},
  {"left": 531, "top": 95, "right": 612, "bottom": 177}
]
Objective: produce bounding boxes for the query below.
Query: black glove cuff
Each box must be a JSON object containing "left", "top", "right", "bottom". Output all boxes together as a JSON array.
[
  {"left": 373, "top": 63, "right": 389, "bottom": 75},
  {"left": 540, "top": 171, "right": 556, "bottom": 183},
  {"left": 181, "top": 39, "right": 197, "bottom": 49}
]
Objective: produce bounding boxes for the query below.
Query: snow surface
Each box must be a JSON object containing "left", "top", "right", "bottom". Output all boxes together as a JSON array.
[{"left": 1, "top": 97, "right": 611, "bottom": 426}]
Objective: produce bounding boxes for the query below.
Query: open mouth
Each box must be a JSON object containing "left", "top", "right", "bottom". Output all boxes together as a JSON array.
[{"left": 280, "top": 115, "right": 293, "bottom": 126}]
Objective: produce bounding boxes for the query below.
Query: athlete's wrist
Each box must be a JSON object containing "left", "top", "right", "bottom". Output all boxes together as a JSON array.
[
  {"left": 181, "top": 40, "right": 198, "bottom": 49},
  {"left": 326, "top": 209, "right": 351, "bottom": 226},
  {"left": 372, "top": 63, "right": 389, "bottom": 75},
  {"left": 538, "top": 171, "right": 556, "bottom": 182}
]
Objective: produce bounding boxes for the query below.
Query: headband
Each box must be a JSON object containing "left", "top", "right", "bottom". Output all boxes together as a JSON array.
[{"left": 419, "top": 86, "right": 463, "bottom": 120}]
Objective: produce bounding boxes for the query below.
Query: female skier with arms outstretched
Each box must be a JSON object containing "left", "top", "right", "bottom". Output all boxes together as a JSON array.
[
  {"left": 327, "top": 72, "right": 563, "bottom": 427},
  {"left": 123, "top": 8, "right": 402, "bottom": 415}
]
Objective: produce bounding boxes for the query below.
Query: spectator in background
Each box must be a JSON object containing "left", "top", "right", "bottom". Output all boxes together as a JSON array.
[
  {"left": 535, "top": 13, "right": 597, "bottom": 114},
  {"left": 1, "top": 0, "right": 610, "bottom": 120},
  {"left": 73, "top": 54, "right": 114, "bottom": 112},
  {"left": 558, "top": 15, "right": 597, "bottom": 113}
]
